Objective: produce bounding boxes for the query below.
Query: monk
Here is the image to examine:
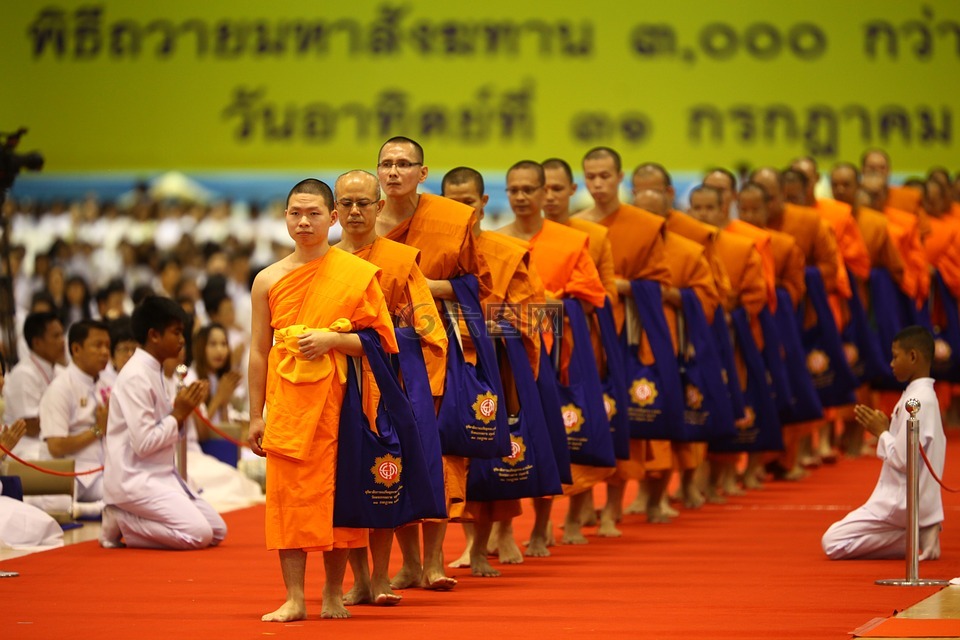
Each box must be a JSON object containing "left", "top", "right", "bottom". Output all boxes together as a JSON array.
[
  {"left": 376, "top": 136, "right": 491, "bottom": 591},
  {"left": 543, "top": 157, "right": 619, "bottom": 525},
  {"left": 688, "top": 185, "right": 771, "bottom": 498},
  {"left": 736, "top": 182, "right": 810, "bottom": 486},
  {"left": 334, "top": 170, "right": 447, "bottom": 606},
  {"left": 750, "top": 167, "right": 846, "bottom": 475},
  {"left": 497, "top": 160, "right": 613, "bottom": 537},
  {"left": 248, "top": 178, "right": 398, "bottom": 621},
  {"left": 573, "top": 147, "right": 672, "bottom": 537},
  {"left": 862, "top": 148, "right": 922, "bottom": 214},
  {"left": 635, "top": 188, "right": 720, "bottom": 511},
  {"left": 441, "top": 165, "right": 544, "bottom": 574}
]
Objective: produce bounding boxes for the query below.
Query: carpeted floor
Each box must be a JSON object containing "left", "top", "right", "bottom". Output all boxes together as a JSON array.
[{"left": 4, "top": 441, "right": 960, "bottom": 639}]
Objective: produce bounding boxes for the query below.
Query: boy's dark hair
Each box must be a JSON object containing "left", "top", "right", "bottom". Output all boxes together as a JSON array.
[
  {"left": 23, "top": 311, "right": 61, "bottom": 351},
  {"left": 107, "top": 316, "right": 136, "bottom": 357},
  {"left": 131, "top": 296, "right": 186, "bottom": 345},
  {"left": 68, "top": 320, "right": 110, "bottom": 350},
  {"left": 894, "top": 325, "right": 935, "bottom": 364}
]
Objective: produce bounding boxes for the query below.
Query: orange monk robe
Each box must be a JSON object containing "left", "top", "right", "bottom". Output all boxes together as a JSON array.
[
  {"left": 513, "top": 221, "right": 612, "bottom": 491},
  {"left": 567, "top": 217, "right": 618, "bottom": 302},
  {"left": 476, "top": 230, "right": 544, "bottom": 377},
  {"left": 771, "top": 204, "right": 840, "bottom": 294},
  {"left": 817, "top": 199, "right": 871, "bottom": 282},
  {"left": 857, "top": 207, "right": 906, "bottom": 295},
  {"left": 384, "top": 193, "right": 493, "bottom": 301},
  {"left": 354, "top": 237, "right": 447, "bottom": 397},
  {"left": 263, "top": 248, "right": 398, "bottom": 552},
  {"left": 725, "top": 219, "right": 777, "bottom": 312},
  {"left": 919, "top": 210, "right": 960, "bottom": 300},
  {"left": 384, "top": 193, "right": 492, "bottom": 521},
  {"left": 715, "top": 231, "right": 768, "bottom": 347},
  {"left": 666, "top": 210, "right": 732, "bottom": 308},
  {"left": 887, "top": 185, "right": 922, "bottom": 214},
  {"left": 664, "top": 233, "right": 721, "bottom": 472},
  {"left": 353, "top": 237, "right": 448, "bottom": 426},
  {"left": 768, "top": 229, "right": 807, "bottom": 309},
  {"left": 575, "top": 205, "right": 670, "bottom": 480},
  {"left": 465, "top": 231, "right": 545, "bottom": 522},
  {"left": 884, "top": 206, "right": 930, "bottom": 308},
  {"left": 576, "top": 204, "right": 671, "bottom": 331}
]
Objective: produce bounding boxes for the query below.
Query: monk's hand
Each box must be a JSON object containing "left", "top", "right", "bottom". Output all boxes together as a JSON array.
[
  {"left": 297, "top": 330, "right": 342, "bottom": 360},
  {"left": 0, "top": 419, "right": 26, "bottom": 450},
  {"left": 661, "top": 284, "right": 681, "bottom": 308},
  {"left": 616, "top": 278, "right": 632, "bottom": 298},
  {"left": 248, "top": 416, "right": 266, "bottom": 457},
  {"left": 853, "top": 404, "right": 888, "bottom": 437}
]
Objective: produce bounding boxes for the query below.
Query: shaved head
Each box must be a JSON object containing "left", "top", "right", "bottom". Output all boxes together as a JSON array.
[{"left": 634, "top": 188, "right": 670, "bottom": 217}]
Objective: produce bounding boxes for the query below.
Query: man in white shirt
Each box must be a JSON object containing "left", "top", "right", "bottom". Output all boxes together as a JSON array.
[
  {"left": 822, "top": 326, "right": 946, "bottom": 560},
  {"left": 39, "top": 320, "right": 112, "bottom": 510},
  {"left": 101, "top": 296, "right": 226, "bottom": 550},
  {"left": 3, "top": 311, "right": 66, "bottom": 458}
]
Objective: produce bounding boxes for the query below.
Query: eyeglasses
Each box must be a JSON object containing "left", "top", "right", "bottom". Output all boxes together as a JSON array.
[
  {"left": 377, "top": 161, "right": 423, "bottom": 171},
  {"left": 506, "top": 186, "right": 542, "bottom": 197},
  {"left": 337, "top": 199, "right": 377, "bottom": 211}
]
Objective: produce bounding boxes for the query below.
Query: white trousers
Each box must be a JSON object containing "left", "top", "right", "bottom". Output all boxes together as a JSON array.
[
  {"left": 822, "top": 506, "right": 939, "bottom": 560},
  {"left": 111, "top": 489, "right": 227, "bottom": 550}
]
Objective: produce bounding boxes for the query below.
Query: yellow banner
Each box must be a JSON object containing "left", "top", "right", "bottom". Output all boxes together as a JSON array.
[{"left": 2, "top": 1, "right": 958, "bottom": 173}]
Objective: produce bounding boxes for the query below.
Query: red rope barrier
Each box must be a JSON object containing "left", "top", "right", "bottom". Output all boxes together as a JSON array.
[
  {"left": 919, "top": 445, "right": 960, "bottom": 493},
  {"left": 0, "top": 443, "right": 104, "bottom": 477},
  {"left": 191, "top": 408, "right": 250, "bottom": 449}
]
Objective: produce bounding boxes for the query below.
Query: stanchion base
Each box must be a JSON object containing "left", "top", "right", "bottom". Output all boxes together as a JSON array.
[{"left": 875, "top": 578, "right": 951, "bottom": 587}]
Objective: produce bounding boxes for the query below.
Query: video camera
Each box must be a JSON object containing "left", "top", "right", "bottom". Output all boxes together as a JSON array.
[{"left": 0, "top": 128, "right": 44, "bottom": 191}]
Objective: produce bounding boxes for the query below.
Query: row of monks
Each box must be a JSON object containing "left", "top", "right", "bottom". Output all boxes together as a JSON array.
[{"left": 259, "top": 138, "right": 960, "bottom": 616}]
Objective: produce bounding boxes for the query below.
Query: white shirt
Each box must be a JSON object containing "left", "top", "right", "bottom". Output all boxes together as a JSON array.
[
  {"left": 3, "top": 353, "right": 62, "bottom": 458},
  {"left": 39, "top": 362, "right": 108, "bottom": 490},
  {"left": 864, "top": 377, "right": 946, "bottom": 528},
  {"left": 103, "top": 348, "right": 188, "bottom": 504}
]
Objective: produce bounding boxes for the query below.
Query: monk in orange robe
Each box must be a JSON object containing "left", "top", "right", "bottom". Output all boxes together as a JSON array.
[
  {"left": 688, "top": 185, "right": 769, "bottom": 498},
  {"left": 737, "top": 182, "right": 809, "bottom": 485},
  {"left": 376, "top": 136, "right": 491, "bottom": 591},
  {"left": 751, "top": 167, "right": 846, "bottom": 471},
  {"left": 574, "top": 147, "right": 672, "bottom": 537},
  {"left": 441, "top": 166, "right": 544, "bottom": 574},
  {"left": 832, "top": 164, "right": 909, "bottom": 455},
  {"left": 333, "top": 170, "right": 447, "bottom": 606},
  {"left": 636, "top": 188, "right": 720, "bottom": 512},
  {"left": 496, "top": 160, "right": 612, "bottom": 540},
  {"left": 248, "top": 179, "right": 398, "bottom": 622}
]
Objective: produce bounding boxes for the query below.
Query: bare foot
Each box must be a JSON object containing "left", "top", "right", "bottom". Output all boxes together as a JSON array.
[
  {"left": 597, "top": 514, "right": 622, "bottom": 538},
  {"left": 262, "top": 599, "right": 307, "bottom": 622},
  {"left": 470, "top": 555, "right": 501, "bottom": 577},
  {"left": 623, "top": 497, "right": 646, "bottom": 515},
  {"left": 497, "top": 536, "right": 524, "bottom": 564},
  {"left": 683, "top": 487, "right": 706, "bottom": 509},
  {"left": 343, "top": 584, "right": 372, "bottom": 606},
  {"left": 524, "top": 535, "right": 551, "bottom": 557},
  {"left": 660, "top": 499, "right": 679, "bottom": 518},
  {"left": 374, "top": 592, "right": 402, "bottom": 606},
  {"left": 448, "top": 547, "right": 471, "bottom": 569},
  {"left": 783, "top": 467, "right": 808, "bottom": 482},
  {"left": 561, "top": 527, "right": 589, "bottom": 545},
  {"left": 742, "top": 474, "right": 764, "bottom": 491},
  {"left": 390, "top": 566, "right": 421, "bottom": 590},
  {"left": 422, "top": 573, "right": 458, "bottom": 591},
  {"left": 704, "top": 486, "right": 726, "bottom": 505},
  {"left": 646, "top": 507, "right": 673, "bottom": 524},
  {"left": 320, "top": 591, "right": 351, "bottom": 620},
  {"left": 580, "top": 502, "right": 599, "bottom": 526}
]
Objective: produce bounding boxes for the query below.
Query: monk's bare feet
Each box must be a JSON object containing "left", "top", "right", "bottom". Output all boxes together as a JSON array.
[
  {"left": 320, "top": 589, "right": 350, "bottom": 620},
  {"left": 660, "top": 499, "right": 679, "bottom": 518},
  {"left": 683, "top": 487, "right": 706, "bottom": 509},
  {"left": 370, "top": 576, "right": 402, "bottom": 606},
  {"left": 742, "top": 473, "right": 764, "bottom": 491},
  {"left": 422, "top": 570, "right": 457, "bottom": 590},
  {"left": 722, "top": 479, "right": 745, "bottom": 496},
  {"left": 580, "top": 501, "right": 599, "bottom": 526},
  {"left": 646, "top": 506, "right": 673, "bottom": 524},
  {"left": 497, "top": 536, "right": 524, "bottom": 564},
  {"left": 262, "top": 599, "right": 307, "bottom": 623},
  {"left": 704, "top": 486, "right": 726, "bottom": 505},
  {"left": 597, "top": 513, "right": 622, "bottom": 538},
  {"left": 561, "top": 521, "right": 589, "bottom": 545},
  {"left": 623, "top": 497, "right": 646, "bottom": 515},
  {"left": 343, "top": 584, "right": 372, "bottom": 606},
  {"left": 390, "top": 565, "right": 422, "bottom": 590},
  {"left": 524, "top": 534, "right": 551, "bottom": 557},
  {"left": 470, "top": 554, "right": 501, "bottom": 577},
  {"left": 448, "top": 547, "right": 471, "bottom": 569}
]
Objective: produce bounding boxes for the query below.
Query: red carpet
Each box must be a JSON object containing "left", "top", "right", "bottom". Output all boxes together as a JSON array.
[{"left": 4, "top": 437, "right": 960, "bottom": 639}]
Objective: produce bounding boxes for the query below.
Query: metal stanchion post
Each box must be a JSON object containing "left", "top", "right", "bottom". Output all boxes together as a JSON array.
[
  {"left": 876, "top": 399, "right": 948, "bottom": 587},
  {"left": 175, "top": 364, "right": 188, "bottom": 482}
]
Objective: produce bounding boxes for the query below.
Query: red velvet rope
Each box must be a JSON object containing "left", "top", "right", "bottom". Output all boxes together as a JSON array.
[
  {"left": 919, "top": 445, "right": 960, "bottom": 493},
  {"left": 0, "top": 442, "right": 104, "bottom": 476},
  {"left": 191, "top": 408, "right": 250, "bottom": 449}
]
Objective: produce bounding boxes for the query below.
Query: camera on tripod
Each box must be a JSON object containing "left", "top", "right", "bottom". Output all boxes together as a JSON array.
[{"left": 0, "top": 128, "right": 44, "bottom": 191}]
